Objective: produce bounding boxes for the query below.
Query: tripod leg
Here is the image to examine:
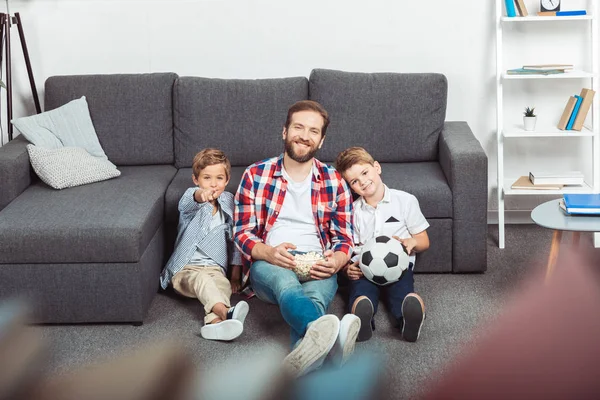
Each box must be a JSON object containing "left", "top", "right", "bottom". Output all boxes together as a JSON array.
[
  {"left": 5, "top": 12, "right": 12, "bottom": 141},
  {"left": 14, "top": 13, "right": 40, "bottom": 114}
]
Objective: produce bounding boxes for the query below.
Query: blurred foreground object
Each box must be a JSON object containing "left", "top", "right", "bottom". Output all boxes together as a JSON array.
[
  {"left": 422, "top": 249, "right": 600, "bottom": 400},
  {"left": 0, "top": 299, "right": 195, "bottom": 400}
]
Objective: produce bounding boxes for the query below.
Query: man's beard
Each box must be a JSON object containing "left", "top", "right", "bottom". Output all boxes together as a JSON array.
[{"left": 284, "top": 137, "right": 320, "bottom": 163}]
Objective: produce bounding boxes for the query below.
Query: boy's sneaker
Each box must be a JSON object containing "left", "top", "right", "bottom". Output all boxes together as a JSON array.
[
  {"left": 352, "top": 296, "right": 374, "bottom": 342},
  {"left": 200, "top": 319, "right": 243, "bottom": 341},
  {"left": 227, "top": 300, "right": 249, "bottom": 324},
  {"left": 282, "top": 314, "right": 340, "bottom": 378},
  {"left": 401, "top": 293, "right": 425, "bottom": 342},
  {"left": 328, "top": 313, "right": 361, "bottom": 368}
]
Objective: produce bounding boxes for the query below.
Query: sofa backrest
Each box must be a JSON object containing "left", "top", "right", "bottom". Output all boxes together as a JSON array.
[
  {"left": 173, "top": 76, "right": 308, "bottom": 168},
  {"left": 309, "top": 69, "right": 447, "bottom": 163},
  {"left": 45, "top": 73, "right": 177, "bottom": 166}
]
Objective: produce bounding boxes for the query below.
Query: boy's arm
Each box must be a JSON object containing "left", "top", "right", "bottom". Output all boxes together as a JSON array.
[
  {"left": 394, "top": 230, "right": 430, "bottom": 255},
  {"left": 230, "top": 265, "right": 242, "bottom": 293},
  {"left": 178, "top": 188, "right": 211, "bottom": 218}
]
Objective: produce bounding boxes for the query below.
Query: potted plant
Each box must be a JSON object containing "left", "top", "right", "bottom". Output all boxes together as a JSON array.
[{"left": 523, "top": 106, "right": 536, "bottom": 131}]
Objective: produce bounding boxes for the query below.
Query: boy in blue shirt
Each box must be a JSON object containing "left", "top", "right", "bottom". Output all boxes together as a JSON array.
[
  {"left": 160, "top": 148, "right": 249, "bottom": 341},
  {"left": 336, "top": 147, "right": 429, "bottom": 342}
]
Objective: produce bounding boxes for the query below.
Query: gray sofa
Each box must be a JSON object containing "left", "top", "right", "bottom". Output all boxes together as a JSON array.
[{"left": 0, "top": 69, "right": 487, "bottom": 324}]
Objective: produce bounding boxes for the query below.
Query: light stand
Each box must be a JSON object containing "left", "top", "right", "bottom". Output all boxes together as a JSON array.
[{"left": 0, "top": 11, "right": 41, "bottom": 141}]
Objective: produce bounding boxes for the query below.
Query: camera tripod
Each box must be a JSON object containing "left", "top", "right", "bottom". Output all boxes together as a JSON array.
[{"left": 0, "top": 12, "right": 41, "bottom": 141}]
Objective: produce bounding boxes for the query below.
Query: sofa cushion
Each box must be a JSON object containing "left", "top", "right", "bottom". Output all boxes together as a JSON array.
[
  {"left": 44, "top": 73, "right": 177, "bottom": 166},
  {"left": 310, "top": 69, "right": 447, "bottom": 163},
  {"left": 173, "top": 76, "right": 308, "bottom": 168},
  {"left": 349, "top": 162, "right": 452, "bottom": 219},
  {"left": 0, "top": 165, "right": 177, "bottom": 264},
  {"left": 26, "top": 145, "right": 121, "bottom": 189},
  {"left": 12, "top": 96, "right": 108, "bottom": 159}
]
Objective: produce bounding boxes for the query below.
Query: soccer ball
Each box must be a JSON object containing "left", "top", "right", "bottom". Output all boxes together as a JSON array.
[{"left": 359, "top": 235, "right": 411, "bottom": 286}]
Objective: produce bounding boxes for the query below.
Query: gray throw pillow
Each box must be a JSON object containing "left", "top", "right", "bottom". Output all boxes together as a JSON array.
[
  {"left": 27, "top": 145, "right": 120, "bottom": 190},
  {"left": 12, "top": 96, "right": 108, "bottom": 159}
]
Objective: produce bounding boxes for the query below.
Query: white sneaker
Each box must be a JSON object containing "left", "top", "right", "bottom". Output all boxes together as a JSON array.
[
  {"left": 200, "top": 319, "right": 243, "bottom": 341},
  {"left": 282, "top": 314, "right": 340, "bottom": 378},
  {"left": 328, "top": 314, "right": 361, "bottom": 367},
  {"left": 227, "top": 300, "right": 249, "bottom": 324}
]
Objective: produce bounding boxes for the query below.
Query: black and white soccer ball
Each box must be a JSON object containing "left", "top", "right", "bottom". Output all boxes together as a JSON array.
[{"left": 359, "top": 235, "right": 411, "bottom": 286}]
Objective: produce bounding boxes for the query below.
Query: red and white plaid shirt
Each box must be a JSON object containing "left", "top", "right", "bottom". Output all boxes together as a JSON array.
[{"left": 234, "top": 154, "right": 354, "bottom": 285}]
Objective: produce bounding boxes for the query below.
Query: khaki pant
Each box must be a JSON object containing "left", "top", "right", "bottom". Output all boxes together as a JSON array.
[{"left": 171, "top": 265, "right": 232, "bottom": 324}]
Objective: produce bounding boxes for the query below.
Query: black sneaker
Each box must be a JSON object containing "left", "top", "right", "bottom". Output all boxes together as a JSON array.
[
  {"left": 352, "top": 296, "right": 374, "bottom": 342},
  {"left": 227, "top": 300, "right": 249, "bottom": 324},
  {"left": 401, "top": 293, "right": 425, "bottom": 342}
]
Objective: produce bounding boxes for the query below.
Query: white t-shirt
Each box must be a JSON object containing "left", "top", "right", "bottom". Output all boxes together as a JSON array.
[
  {"left": 189, "top": 207, "right": 226, "bottom": 266},
  {"left": 265, "top": 167, "right": 322, "bottom": 253},
  {"left": 352, "top": 185, "right": 429, "bottom": 266}
]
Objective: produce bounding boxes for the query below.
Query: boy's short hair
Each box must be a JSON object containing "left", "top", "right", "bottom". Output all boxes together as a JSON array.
[
  {"left": 335, "top": 147, "right": 375, "bottom": 175},
  {"left": 285, "top": 100, "right": 330, "bottom": 137},
  {"left": 192, "top": 148, "right": 231, "bottom": 180}
]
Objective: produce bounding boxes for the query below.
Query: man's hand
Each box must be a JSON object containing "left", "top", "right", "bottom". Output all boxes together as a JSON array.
[
  {"left": 265, "top": 243, "right": 297, "bottom": 269},
  {"left": 311, "top": 249, "right": 345, "bottom": 280},
  {"left": 393, "top": 236, "right": 417, "bottom": 255},
  {"left": 346, "top": 260, "right": 363, "bottom": 280},
  {"left": 194, "top": 188, "right": 218, "bottom": 203},
  {"left": 230, "top": 265, "right": 242, "bottom": 293}
]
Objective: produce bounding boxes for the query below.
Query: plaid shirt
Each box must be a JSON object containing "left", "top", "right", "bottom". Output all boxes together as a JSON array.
[{"left": 234, "top": 154, "right": 354, "bottom": 286}]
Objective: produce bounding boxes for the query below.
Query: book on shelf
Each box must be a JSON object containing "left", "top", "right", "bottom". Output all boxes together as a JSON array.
[
  {"left": 522, "top": 64, "right": 573, "bottom": 71},
  {"left": 537, "top": 10, "right": 587, "bottom": 17},
  {"left": 563, "top": 193, "right": 600, "bottom": 214},
  {"left": 506, "top": 68, "right": 565, "bottom": 75},
  {"left": 504, "top": 0, "right": 517, "bottom": 17},
  {"left": 529, "top": 171, "right": 584, "bottom": 186},
  {"left": 510, "top": 176, "right": 563, "bottom": 190},
  {"left": 557, "top": 96, "right": 577, "bottom": 130},
  {"left": 514, "top": 0, "right": 528, "bottom": 16},
  {"left": 566, "top": 95, "right": 583, "bottom": 130},
  {"left": 557, "top": 10, "right": 587, "bottom": 16},
  {"left": 572, "top": 88, "right": 596, "bottom": 131}
]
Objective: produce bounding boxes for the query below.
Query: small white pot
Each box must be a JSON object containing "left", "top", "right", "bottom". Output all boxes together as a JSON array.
[{"left": 523, "top": 116, "right": 537, "bottom": 131}]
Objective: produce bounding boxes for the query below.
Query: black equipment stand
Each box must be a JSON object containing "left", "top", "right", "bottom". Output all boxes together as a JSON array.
[{"left": 0, "top": 12, "right": 41, "bottom": 141}]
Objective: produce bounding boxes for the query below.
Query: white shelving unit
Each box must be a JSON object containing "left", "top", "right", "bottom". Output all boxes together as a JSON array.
[{"left": 495, "top": 1, "right": 600, "bottom": 248}]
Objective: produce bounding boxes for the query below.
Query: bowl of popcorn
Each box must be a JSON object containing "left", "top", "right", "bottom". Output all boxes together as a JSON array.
[{"left": 293, "top": 252, "right": 325, "bottom": 282}]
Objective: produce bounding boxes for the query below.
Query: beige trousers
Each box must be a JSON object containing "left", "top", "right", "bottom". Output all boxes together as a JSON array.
[{"left": 171, "top": 265, "right": 232, "bottom": 324}]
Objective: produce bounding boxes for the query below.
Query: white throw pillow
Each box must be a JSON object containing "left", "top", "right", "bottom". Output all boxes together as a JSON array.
[
  {"left": 27, "top": 145, "right": 120, "bottom": 190},
  {"left": 12, "top": 96, "right": 108, "bottom": 159}
]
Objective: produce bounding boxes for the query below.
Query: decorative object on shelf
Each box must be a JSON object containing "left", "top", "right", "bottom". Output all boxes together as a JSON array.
[
  {"left": 1, "top": 0, "right": 42, "bottom": 142},
  {"left": 540, "top": 0, "right": 560, "bottom": 13},
  {"left": 523, "top": 107, "right": 537, "bottom": 131}
]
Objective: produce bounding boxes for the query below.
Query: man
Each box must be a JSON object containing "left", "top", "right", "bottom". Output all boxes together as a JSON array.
[{"left": 234, "top": 100, "right": 360, "bottom": 377}]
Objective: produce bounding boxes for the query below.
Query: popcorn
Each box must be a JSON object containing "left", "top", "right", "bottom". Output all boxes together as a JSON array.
[{"left": 293, "top": 252, "right": 324, "bottom": 282}]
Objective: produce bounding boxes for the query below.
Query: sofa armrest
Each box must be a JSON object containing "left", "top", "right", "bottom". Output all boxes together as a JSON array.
[
  {"left": 439, "top": 121, "right": 487, "bottom": 272},
  {"left": 0, "top": 135, "right": 32, "bottom": 211}
]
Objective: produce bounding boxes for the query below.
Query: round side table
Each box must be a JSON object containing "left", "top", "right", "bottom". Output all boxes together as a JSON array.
[{"left": 531, "top": 199, "right": 600, "bottom": 281}]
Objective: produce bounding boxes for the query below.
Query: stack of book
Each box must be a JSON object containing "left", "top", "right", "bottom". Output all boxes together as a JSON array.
[
  {"left": 529, "top": 171, "right": 584, "bottom": 186},
  {"left": 558, "top": 88, "right": 596, "bottom": 131},
  {"left": 560, "top": 193, "right": 600, "bottom": 215},
  {"left": 507, "top": 64, "right": 573, "bottom": 76},
  {"left": 510, "top": 171, "right": 584, "bottom": 190}
]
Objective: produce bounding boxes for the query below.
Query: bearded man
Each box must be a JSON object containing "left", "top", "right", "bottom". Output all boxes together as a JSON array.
[{"left": 234, "top": 100, "right": 359, "bottom": 377}]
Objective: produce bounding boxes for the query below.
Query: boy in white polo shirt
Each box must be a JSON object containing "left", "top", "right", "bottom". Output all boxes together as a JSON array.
[{"left": 335, "top": 147, "right": 430, "bottom": 342}]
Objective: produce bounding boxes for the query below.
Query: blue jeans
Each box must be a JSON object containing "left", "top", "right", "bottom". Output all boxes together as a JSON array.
[
  {"left": 347, "top": 268, "right": 414, "bottom": 328},
  {"left": 250, "top": 259, "right": 338, "bottom": 346}
]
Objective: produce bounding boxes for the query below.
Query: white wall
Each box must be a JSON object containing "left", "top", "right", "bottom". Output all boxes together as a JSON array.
[{"left": 0, "top": 0, "right": 596, "bottom": 219}]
